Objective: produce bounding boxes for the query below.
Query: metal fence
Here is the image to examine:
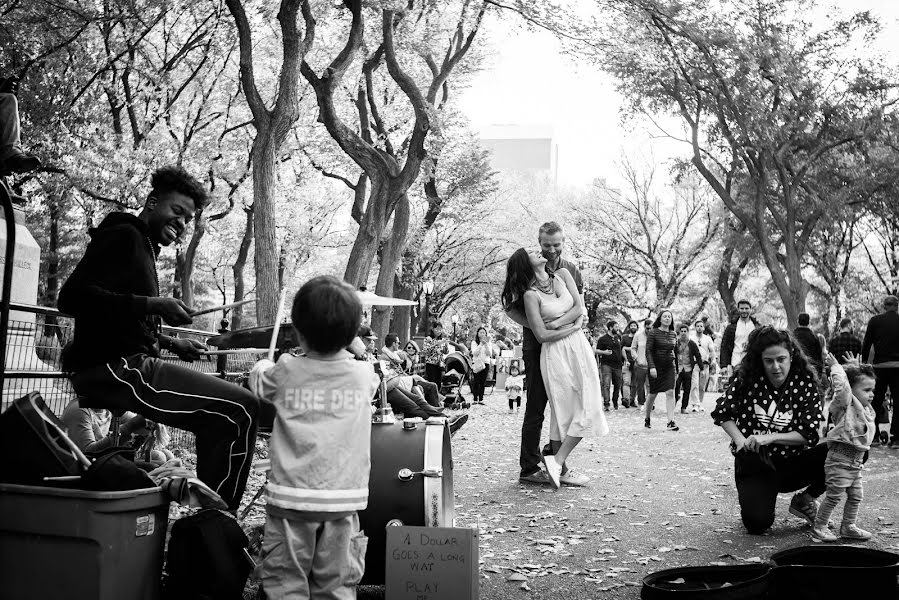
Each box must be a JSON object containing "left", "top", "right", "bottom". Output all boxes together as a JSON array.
[{"left": 1, "top": 302, "right": 266, "bottom": 451}]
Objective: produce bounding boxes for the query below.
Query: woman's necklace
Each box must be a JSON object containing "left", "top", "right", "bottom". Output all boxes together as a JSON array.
[{"left": 533, "top": 275, "right": 554, "bottom": 295}]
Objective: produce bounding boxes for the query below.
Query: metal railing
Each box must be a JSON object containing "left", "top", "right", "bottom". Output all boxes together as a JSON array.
[{"left": 1, "top": 302, "right": 266, "bottom": 451}]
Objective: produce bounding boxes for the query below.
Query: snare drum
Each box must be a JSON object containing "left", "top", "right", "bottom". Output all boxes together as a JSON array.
[{"left": 359, "top": 418, "right": 454, "bottom": 585}]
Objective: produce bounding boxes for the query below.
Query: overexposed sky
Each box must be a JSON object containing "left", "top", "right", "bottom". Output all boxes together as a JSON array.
[{"left": 458, "top": 1, "right": 899, "bottom": 188}]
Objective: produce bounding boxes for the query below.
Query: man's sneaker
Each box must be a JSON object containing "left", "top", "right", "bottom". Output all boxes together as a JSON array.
[
  {"left": 447, "top": 413, "right": 468, "bottom": 435},
  {"left": 680, "top": 408, "right": 687, "bottom": 414},
  {"left": 666, "top": 421, "right": 679, "bottom": 431},
  {"left": 889, "top": 437, "right": 898, "bottom": 449},
  {"left": 519, "top": 469, "right": 552, "bottom": 485},
  {"left": 789, "top": 493, "right": 819, "bottom": 526},
  {"left": 811, "top": 524, "right": 838, "bottom": 542},
  {"left": 644, "top": 418, "right": 651, "bottom": 429},
  {"left": 559, "top": 470, "right": 590, "bottom": 487},
  {"left": 840, "top": 523, "right": 872, "bottom": 540},
  {"left": 0, "top": 147, "right": 40, "bottom": 174}
]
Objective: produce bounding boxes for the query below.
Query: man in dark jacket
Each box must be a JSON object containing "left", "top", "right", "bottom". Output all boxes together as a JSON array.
[
  {"left": 595, "top": 320, "right": 626, "bottom": 409},
  {"left": 793, "top": 312, "right": 823, "bottom": 377},
  {"left": 58, "top": 166, "right": 260, "bottom": 511},
  {"left": 862, "top": 295, "right": 899, "bottom": 447}
]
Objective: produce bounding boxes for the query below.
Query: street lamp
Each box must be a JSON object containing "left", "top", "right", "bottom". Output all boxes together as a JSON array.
[
  {"left": 418, "top": 280, "right": 434, "bottom": 336},
  {"left": 451, "top": 314, "right": 459, "bottom": 342}
]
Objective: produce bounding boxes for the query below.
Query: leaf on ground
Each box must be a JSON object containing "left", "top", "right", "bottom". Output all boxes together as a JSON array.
[{"left": 506, "top": 573, "right": 527, "bottom": 582}]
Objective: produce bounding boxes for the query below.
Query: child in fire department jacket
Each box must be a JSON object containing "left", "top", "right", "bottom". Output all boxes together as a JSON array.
[{"left": 250, "top": 275, "right": 380, "bottom": 599}]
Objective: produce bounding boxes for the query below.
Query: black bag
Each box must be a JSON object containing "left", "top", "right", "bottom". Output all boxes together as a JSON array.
[
  {"left": 0, "top": 391, "right": 87, "bottom": 485},
  {"left": 82, "top": 446, "right": 156, "bottom": 491},
  {"left": 164, "top": 509, "right": 252, "bottom": 600}
]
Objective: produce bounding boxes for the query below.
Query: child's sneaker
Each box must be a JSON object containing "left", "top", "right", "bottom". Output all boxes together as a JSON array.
[
  {"left": 666, "top": 420, "right": 679, "bottom": 431},
  {"left": 840, "top": 523, "right": 872, "bottom": 540},
  {"left": 789, "top": 493, "right": 819, "bottom": 526},
  {"left": 811, "top": 524, "right": 838, "bottom": 542}
]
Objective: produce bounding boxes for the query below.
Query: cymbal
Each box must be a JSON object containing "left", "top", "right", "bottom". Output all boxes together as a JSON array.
[{"left": 206, "top": 323, "right": 298, "bottom": 350}]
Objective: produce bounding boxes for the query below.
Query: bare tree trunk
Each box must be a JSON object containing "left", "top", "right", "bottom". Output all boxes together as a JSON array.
[
  {"left": 231, "top": 205, "right": 254, "bottom": 330},
  {"left": 343, "top": 176, "right": 391, "bottom": 287},
  {"left": 370, "top": 192, "right": 410, "bottom": 340}
]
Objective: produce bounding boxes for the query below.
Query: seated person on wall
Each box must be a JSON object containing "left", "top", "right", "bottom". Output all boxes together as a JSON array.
[
  {"left": 381, "top": 333, "right": 445, "bottom": 407},
  {"left": 57, "top": 166, "right": 259, "bottom": 512}
]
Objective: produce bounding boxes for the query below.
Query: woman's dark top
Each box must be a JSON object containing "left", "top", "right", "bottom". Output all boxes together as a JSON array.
[
  {"left": 712, "top": 370, "right": 822, "bottom": 464},
  {"left": 645, "top": 328, "right": 676, "bottom": 370}
]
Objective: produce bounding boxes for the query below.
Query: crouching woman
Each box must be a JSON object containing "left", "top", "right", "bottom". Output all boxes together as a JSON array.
[{"left": 711, "top": 326, "right": 828, "bottom": 534}]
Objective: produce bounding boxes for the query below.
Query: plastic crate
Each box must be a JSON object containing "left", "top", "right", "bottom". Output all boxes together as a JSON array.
[{"left": 0, "top": 483, "right": 169, "bottom": 600}]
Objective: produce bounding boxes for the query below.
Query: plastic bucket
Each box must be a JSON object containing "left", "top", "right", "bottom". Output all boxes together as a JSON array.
[
  {"left": 770, "top": 545, "right": 899, "bottom": 599},
  {"left": 641, "top": 564, "right": 773, "bottom": 599}
]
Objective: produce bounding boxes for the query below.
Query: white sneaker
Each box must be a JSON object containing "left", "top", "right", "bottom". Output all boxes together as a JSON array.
[
  {"left": 541, "top": 455, "right": 562, "bottom": 489},
  {"left": 559, "top": 470, "right": 589, "bottom": 487}
]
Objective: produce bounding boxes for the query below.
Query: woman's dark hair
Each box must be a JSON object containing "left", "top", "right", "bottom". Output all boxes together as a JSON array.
[
  {"left": 428, "top": 323, "right": 444, "bottom": 338},
  {"left": 502, "top": 248, "right": 535, "bottom": 312},
  {"left": 845, "top": 364, "right": 876, "bottom": 387},
  {"left": 652, "top": 309, "right": 675, "bottom": 331},
  {"left": 475, "top": 327, "right": 488, "bottom": 345},
  {"left": 732, "top": 326, "right": 818, "bottom": 393},
  {"left": 291, "top": 275, "right": 361, "bottom": 353}
]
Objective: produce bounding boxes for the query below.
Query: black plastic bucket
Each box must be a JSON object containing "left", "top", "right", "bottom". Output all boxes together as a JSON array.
[
  {"left": 641, "top": 564, "right": 773, "bottom": 599},
  {"left": 770, "top": 545, "right": 899, "bottom": 599}
]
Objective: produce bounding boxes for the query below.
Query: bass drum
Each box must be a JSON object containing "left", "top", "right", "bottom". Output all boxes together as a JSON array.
[{"left": 359, "top": 419, "right": 454, "bottom": 585}]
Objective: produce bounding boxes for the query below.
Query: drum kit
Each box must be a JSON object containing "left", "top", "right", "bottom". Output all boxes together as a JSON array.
[{"left": 200, "top": 290, "right": 455, "bottom": 585}]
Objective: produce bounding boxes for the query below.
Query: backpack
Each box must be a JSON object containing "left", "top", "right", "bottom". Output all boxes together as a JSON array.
[{"left": 163, "top": 509, "right": 252, "bottom": 600}]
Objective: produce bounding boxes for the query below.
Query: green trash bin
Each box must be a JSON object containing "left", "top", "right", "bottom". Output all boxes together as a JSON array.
[{"left": 0, "top": 483, "right": 169, "bottom": 600}]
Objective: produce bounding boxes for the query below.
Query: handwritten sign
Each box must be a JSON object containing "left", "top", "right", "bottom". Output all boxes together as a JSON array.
[{"left": 385, "top": 526, "right": 478, "bottom": 600}]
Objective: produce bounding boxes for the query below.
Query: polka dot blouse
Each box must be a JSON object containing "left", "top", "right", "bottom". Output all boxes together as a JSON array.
[{"left": 711, "top": 371, "right": 823, "bottom": 462}]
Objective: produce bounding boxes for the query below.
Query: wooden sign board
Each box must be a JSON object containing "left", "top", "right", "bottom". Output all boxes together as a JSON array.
[{"left": 385, "top": 526, "right": 478, "bottom": 600}]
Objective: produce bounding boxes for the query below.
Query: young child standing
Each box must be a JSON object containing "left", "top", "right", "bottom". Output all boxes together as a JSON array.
[
  {"left": 505, "top": 365, "right": 524, "bottom": 412},
  {"left": 251, "top": 276, "right": 380, "bottom": 598},
  {"left": 812, "top": 353, "right": 877, "bottom": 542}
]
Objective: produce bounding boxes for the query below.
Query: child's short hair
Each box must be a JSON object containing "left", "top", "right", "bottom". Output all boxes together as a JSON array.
[
  {"left": 844, "top": 363, "right": 876, "bottom": 387},
  {"left": 291, "top": 276, "right": 361, "bottom": 354}
]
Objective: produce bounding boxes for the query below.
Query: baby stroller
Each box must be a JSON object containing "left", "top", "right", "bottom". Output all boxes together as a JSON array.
[{"left": 441, "top": 351, "right": 472, "bottom": 409}]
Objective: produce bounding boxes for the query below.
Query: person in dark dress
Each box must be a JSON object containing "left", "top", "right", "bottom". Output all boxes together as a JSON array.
[{"left": 645, "top": 309, "right": 679, "bottom": 431}]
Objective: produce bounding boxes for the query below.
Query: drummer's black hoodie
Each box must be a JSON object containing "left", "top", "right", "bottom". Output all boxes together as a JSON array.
[{"left": 58, "top": 212, "right": 162, "bottom": 372}]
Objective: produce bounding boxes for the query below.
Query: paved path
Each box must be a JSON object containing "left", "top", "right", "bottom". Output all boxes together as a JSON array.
[{"left": 442, "top": 390, "right": 899, "bottom": 599}]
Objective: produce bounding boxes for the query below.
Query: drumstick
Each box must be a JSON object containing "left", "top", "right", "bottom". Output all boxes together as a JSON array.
[
  {"left": 191, "top": 298, "right": 256, "bottom": 317},
  {"left": 268, "top": 287, "right": 291, "bottom": 362},
  {"left": 199, "top": 348, "right": 269, "bottom": 356}
]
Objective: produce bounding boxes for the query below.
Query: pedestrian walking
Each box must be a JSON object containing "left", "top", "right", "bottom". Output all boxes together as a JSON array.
[
  {"left": 645, "top": 309, "right": 680, "bottom": 432},
  {"left": 595, "top": 320, "right": 626, "bottom": 409},
  {"left": 861, "top": 294, "right": 899, "bottom": 447}
]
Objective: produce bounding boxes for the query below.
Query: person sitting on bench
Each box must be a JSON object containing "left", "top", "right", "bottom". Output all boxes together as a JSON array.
[{"left": 58, "top": 165, "right": 259, "bottom": 511}]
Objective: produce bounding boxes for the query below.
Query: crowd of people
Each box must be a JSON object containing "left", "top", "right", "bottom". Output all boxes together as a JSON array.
[{"left": 35, "top": 154, "right": 897, "bottom": 597}]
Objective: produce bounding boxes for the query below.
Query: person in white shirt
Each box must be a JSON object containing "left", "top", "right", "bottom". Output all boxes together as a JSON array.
[
  {"left": 689, "top": 319, "right": 717, "bottom": 412},
  {"left": 629, "top": 319, "right": 653, "bottom": 407},
  {"left": 720, "top": 300, "right": 760, "bottom": 374}
]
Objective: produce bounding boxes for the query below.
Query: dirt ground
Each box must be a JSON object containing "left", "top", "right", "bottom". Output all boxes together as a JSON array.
[{"left": 236, "top": 387, "right": 899, "bottom": 599}]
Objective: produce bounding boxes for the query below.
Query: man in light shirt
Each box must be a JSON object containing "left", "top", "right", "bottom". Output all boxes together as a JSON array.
[
  {"left": 688, "top": 319, "right": 716, "bottom": 411},
  {"left": 629, "top": 319, "right": 653, "bottom": 407},
  {"left": 719, "top": 300, "right": 759, "bottom": 373}
]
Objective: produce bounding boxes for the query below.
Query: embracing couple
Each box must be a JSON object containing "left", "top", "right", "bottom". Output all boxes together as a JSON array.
[{"left": 502, "top": 222, "right": 609, "bottom": 489}]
